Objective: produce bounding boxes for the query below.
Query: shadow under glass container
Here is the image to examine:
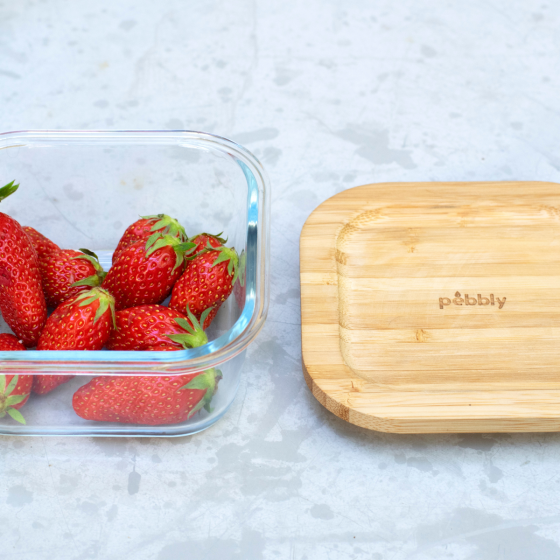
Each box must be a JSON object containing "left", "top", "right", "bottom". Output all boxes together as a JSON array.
[{"left": 0, "top": 130, "right": 269, "bottom": 436}]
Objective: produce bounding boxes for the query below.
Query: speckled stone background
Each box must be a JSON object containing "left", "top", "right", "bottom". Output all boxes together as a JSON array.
[{"left": 2, "top": 1, "right": 560, "bottom": 558}]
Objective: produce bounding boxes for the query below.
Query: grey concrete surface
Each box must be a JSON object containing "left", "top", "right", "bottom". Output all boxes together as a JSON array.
[{"left": 2, "top": 0, "right": 560, "bottom": 558}]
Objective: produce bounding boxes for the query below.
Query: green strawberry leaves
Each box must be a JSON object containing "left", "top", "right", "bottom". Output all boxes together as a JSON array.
[
  {"left": 0, "top": 181, "right": 19, "bottom": 203},
  {"left": 141, "top": 214, "right": 188, "bottom": 243},
  {"left": 71, "top": 248, "right": 107, "bottom": 287},
  {"left": 75, "top": 287, "right": 117, "bottom": 327},
  {"left": 6, "top": 394, "right": 27, "bottom": 406},
  {"left": 145, "top": 234, "right": 197, "bottom": 270},
  {"left": 184, "top": 241, "right": 240, "bottom": 283},
  {"left": 183, "top": 233, "right": 228, "bottom": 261},
  {"left": 166, "top": 307, "right": 222, "bottom": 418},
  {"left": 188, "top": 231, "right": 228, "bottom": 246},
  {"left": 211, "top": 246, "right": 240, "bottom": 285},
  {"left": 5, "top": 374, "right": 18, "bottom": 396},
  {"left": 166, "top": 306, "right": 212, "bottom": 349},
  {"left": 145, "top": 231, "right": 163, "bottom": 252},
  {"left": 78, "top": 248, "right": 99, "bottom": 259},
  {"left": 7, "top": 408, "right": 25, "bottom": 424},
  {"left": 182, "top": 369, "right": 217, "bottom": 390},
  {"left": 0, "top": 374, "right": 28, "bottom": 425},
  {"left": 71, "top": 276, "right": 103, "bottom": 288},
  {"left": 94, "top": 296, "right": 111, "bottom": 325},
  {"left": 180, "top": 368, "right": 223, "bottom": 417}
]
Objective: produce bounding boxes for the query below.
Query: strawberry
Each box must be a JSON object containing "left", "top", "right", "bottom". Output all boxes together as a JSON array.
[
  {"left": 72, "top": 310, "right": 221, "bottom": 425},
  {"left": 188, "top": 232, "right": 226, "bottom": 255},
  {"left": 32, "top": 375, "right": 75, "bottom": 396},
  {"left": 23, "top": 226, "right": 61, "bottom": 262},
  {"left": 33, "top": 287, "right": 116, "bottom": 394},
  {"left": 39, "top": 248, "right": 106, "bottom": 308},
  {"left": 72, "top": 368, "right": 220, "bottom": 425},
  {"left": 0, "top": 181, "right": 47, "bottom": 347},
  {"left": 112, "top": 214, "right": 187, "bottom": 264},
  {"left": 0, "top": 333, "right": 26, "bottom": 351},
  {"left": 106, "top": 305, "right": 212, "bottom": 350},
  {"left": 169, "top": 244, "right": 239, "bottom": 327},
  {"left": 37, "top": 287, "right": 116, "bottom": 350},
  {"left": 0, "top": 334, "right": 32, "bottom": 425},
  {"left": 103, "top": 234, "right": 196, "bottom": 311}
]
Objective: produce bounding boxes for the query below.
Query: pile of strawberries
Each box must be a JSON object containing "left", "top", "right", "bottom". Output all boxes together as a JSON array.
[{"left": 0, "top": 181, "right": 242, "bottom": 426}]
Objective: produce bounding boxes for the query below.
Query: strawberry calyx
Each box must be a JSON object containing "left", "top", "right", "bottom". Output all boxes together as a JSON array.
[
  {"left": 181, "top": 367, "right": 223, "bottom": 417},
  {"left": 142, "top": 214, "right": 188, "bottom": 250},
  {"left": 71, "top": 248, "right": 107, "bottom": 288},
  {"left": 188, "top": 231, "right": 227, "bottom": 246},
  {"left": 165, "top": 305, "right": 222, "bottom": 416},
  {"left": 183, "top": 241, "right": 241, "bottom": 282},
  {"left": 184, "top": 232, "right": 228, "bottom": 261},
  {"left": 211, "top": 245, "right": 241, "bottom": 285},
  {"left": 145, "top": 234, "right": 197, "bottom": 270},
  {"left": 0, "top": 375, "right": 27, "bottom": 424},
  {"left": 75, "top": 287, "right": 117, "bottom": 328},
  {"left": 166, "top": 306, "right": 213, "bottom": 349},
  {"left": 0, "top": 180, "right": 19, "bottom": 203}
]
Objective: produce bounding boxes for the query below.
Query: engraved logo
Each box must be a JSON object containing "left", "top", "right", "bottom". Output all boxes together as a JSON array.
[{"left": 439, "top": 291, "right": 506, "bottom": 310}]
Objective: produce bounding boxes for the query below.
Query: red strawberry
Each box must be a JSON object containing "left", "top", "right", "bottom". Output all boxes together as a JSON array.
[
  {"left": 106, "top": 305, "right": 212, "bottom": 350},
  {"left": 0, "top": 334, "right": 32, "bottom": 425},
  {"left": 33, "top": 287, "right": 116, "bottom": 395},
  {"left": 72, "top": 312, "right": 221, "bottom": 425},
  {"left": 112, "top": 214, "right": 187, "bottom": 264},
  {"left": 188, "top": 232, "right": 226, "bottom": 255},
  {"left": 37, "top": 287, "right": 116, "bottom": 350},
  {"left": 103, "top": 234, "right": 196, "bottom": 311},
  {"left": 0, "top": 181, "right": 47, "bottom": 347},
  {"left": 72, "top": 368, "right": 220, "bottom": 425},
  {"left": 0, "top": 333, "right": 26, "bottom": 351},
  {"left": 32, "top": 375, "right": 74, "bottom": 396},
  {"left": 39, "top": 248, "right": 106, "bottom": 308},
  {"left": 169, "top": 244, "right": 239, "bottom": 327},
  {"left": 23, "top": 226, "right": 61, "bottom": 262}
]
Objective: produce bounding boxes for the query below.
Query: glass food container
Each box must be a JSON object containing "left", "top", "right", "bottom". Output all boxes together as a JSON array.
[{"left": 0, "top": 130, "right": 269, "bottom": 436}]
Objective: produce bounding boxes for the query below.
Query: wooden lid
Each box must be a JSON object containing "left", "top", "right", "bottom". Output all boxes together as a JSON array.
[{"left": 300, "top": 181, "right": 560, "bottom": 433}]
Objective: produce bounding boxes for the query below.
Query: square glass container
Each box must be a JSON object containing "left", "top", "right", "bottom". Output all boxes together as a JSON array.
[{"left": 0, "top": 130, "right": 269, "bottom": 436}]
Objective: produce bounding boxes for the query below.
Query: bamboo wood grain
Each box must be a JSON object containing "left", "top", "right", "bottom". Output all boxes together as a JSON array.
[{"left": 300, "top": 181, "right": 560, "bottom": 433}]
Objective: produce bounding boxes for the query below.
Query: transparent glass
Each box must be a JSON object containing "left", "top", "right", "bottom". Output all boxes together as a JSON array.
[{"left": 0, "top": 130, "right": 269, "bottom": 436}]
